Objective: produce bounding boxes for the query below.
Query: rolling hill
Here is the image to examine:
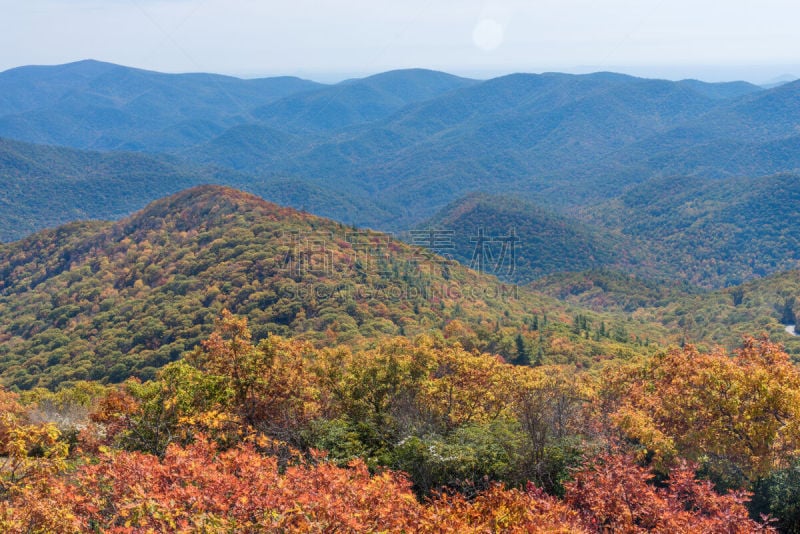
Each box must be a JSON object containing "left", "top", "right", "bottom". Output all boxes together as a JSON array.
[
  {"left": 529, "top": 269, "right": 700, "bottom": 312},
  {"left": 414, "top": 192, "right": 626, "bottom": 284},
  {"left": 252, "top": 68, "right": 478, "bottom": 133},
  {"left": 0, "top": 135, "right": 395, "bottom": 241},
  {"left": 588, "top": 173, "right": 800, "bottom": 287},
  {"left": 531, "top": 266, "right": 800, "bottom": 358},
  {"left": 0, "top": 185, "right": 666, "bottom": 389},
  {"left": 245, "top": 72, "right": 748, "bottom": 223},
  {"left": 0, "top": 136, "right": 221, "bottom": 240},
  {"left": 638, "top": 269, "right": 800, "bottom": 356}
]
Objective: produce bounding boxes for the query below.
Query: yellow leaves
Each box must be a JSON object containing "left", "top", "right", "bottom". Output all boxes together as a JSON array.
[
  {"left": 611, "top": 405, "right": 677, "bottom": 467},
  {"left": 250, "top": 433, "right": 274, "bottom": 450},
  {"left": 421, "top": 347, "right": 513, "bottom": 429},
  {"left": 176, "top": 409, "right": 241, "bottom": 447},
  {"left": 133, "top": 314, "right": 322, "bottom": 449},
  {"left": 604, "top": 338, "right": 800, "bottom": 481},
  {"left": 0, "top": 392, "right": 69, "bottom": 497}
]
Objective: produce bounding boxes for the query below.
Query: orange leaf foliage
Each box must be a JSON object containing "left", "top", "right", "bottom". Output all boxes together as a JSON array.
[
  {"left": 1, "top": 436, "right": 587, "bottom": 533},
  {"left": 565, "top": 452, "right": 774, "bottom": 533}
]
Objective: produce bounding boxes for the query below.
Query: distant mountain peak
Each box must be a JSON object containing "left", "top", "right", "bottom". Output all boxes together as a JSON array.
[
  {"left": 0, "top": 58, "right": 116, "bottom": 74},
  {"left": 356, "top": 68, "right": 475, "bottom": 83},
  {"left": 118, "top": 185, "right": 308, "bottom": 235},
  {"left": 50, "top": 58, "right": 114, "bottom": 69}
]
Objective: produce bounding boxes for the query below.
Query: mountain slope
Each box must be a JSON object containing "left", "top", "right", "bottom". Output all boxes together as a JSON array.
[
  {"left": 0, "top": 60, "right": 323, "bottom": 151},
  {"left": 529, "top": 269, "right": 699, "bottom": 313},
  {"left": 0, "top": 135, "right": 397, "bottom": 241},
  {"left": 415, "top": 193, "right": 625, "bottom": 283},
  {"left": 637, "top": 269, "right": 800, "bottom": 356},
  {"left": 0, "top": 136, "right": 217, "bottom": 240},
  {"left": 253, "top": 72, "right": 749, "bottom": 225},
  {"left": 687, "top": 79, "right": 800, "bottom": 143},
  {"left": 589, "top": 173, "right": 800, "bottom": 287},
  {"left": 527, "top": 266, "right": 800, "bottom": 359},
  {"left": 0, "top": 186, "right": 670, "bottom": 389}
]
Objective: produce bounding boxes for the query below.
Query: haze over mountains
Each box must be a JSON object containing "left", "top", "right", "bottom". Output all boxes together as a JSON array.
[{"left": 2, "top": 60, "right": 800, "bottom": 288}]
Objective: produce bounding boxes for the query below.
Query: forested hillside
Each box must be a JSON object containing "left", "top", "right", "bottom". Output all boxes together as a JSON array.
[
  {"left": 416, "top": 192, "right": 624, "bottom": 283},
  {"left": 0, "top": 137, "right": 236, "bottom": 240},
  {"left": 530, "top": 269, "right": 700, "bottom": 312},
  {"left": 532, "top": 268, "right": 800, "bottom": 357},
  {"left": 3, "top": 4, "right": 800, "bottom": 525},
  {"left": 0, "top": 61, "right": 782, "bottom": 228},
  {"left": 0, "top": 185, "right": 662, "bottom": 390},
  {"left": 639, "top": 269, "right": 800, "bottom": 355},
  {"left": 589, "top": 173, "right": 800, "bottom": 287}
]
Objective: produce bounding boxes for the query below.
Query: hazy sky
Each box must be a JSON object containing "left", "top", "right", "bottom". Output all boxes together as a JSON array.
[{"left": 2, "top": 0, "right": 799, "bottom": 83}]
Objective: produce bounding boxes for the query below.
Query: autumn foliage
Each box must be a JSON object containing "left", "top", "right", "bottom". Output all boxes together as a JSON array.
[
  {"left": 0, "top": 312, "right": 788, "bottom": 531},
  {"left": 605, "top": 337, "right": 800, "bottom": 485},
  {"left": 0, "top": 438, "right": 773, "bottom": 533},
  {"left": 0, "top": 389, "right": 67, "bottom": 497},
  {"left": 566, "top": 453, "right": 770, "bottom": 533}
]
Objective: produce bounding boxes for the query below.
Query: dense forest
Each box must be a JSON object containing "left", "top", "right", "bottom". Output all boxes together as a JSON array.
[
  {"left": 0, "top": 186, "right": 664, "bottom": 390},
  {"left": 415, "top": 193, "right": 624, "bottom": 283},
  {"left": 532, "top": 269, "right": 800, "bottom": 357},
  {"left": 2, "top": 60, "right": 800, "bottom": 531},
  {"left": 0, "top": 186, "right": 797, "bottom": 531},
  {"left": 0, "top": 309, "right": 795, "bottom": 531}
]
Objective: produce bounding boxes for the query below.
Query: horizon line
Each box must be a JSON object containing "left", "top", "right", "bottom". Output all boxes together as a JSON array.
[{"left": 2, "top": 58, "right": 798, "bottom": 87}]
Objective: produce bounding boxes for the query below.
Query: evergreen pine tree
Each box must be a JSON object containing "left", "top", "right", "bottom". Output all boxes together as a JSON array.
[
  {"left": 514, "top": 333, "right": 530, "bottom": 366},
  {"left": 533, "top": 346, "right": 544, "bottom": 366}
]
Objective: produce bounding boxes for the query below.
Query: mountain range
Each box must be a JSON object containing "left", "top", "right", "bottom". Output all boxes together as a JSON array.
[{"left": 2, "top": 60, "right": 800, "bottom": 289}]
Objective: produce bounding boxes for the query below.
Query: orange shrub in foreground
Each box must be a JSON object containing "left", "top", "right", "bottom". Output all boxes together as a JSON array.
[
  {"left": 0, "top": 436, "right": 584, "bottom": 533},
  {"left": 566, "top": 453, "right": 773, "bottom": 533},
  {"left": 0, "top": 437, "right": 773, "bottom": 533}
]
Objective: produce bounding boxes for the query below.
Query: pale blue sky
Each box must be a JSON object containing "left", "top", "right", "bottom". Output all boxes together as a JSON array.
[{"left": 2, "top": 0, "right": 799, "bottom": 83}]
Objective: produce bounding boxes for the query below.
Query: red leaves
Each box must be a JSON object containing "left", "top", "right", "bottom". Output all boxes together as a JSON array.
[
  {"left": 565, "top": 453, "right": 774, "bottom": 533},
  {"left": 0, "top": 426, "right": 561, "bottom": 532},
  {"left": 422, "top": 484, "right": 588, "bottom": 533},
  {"left": 0, "top": 435, "right": 776, "bottom": 532},
  {"left": 0, "top": 316, "right": 786, "bottom": 532},
  {"left": 5, "top": 436, "right": 422, "bottom": 532}
]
